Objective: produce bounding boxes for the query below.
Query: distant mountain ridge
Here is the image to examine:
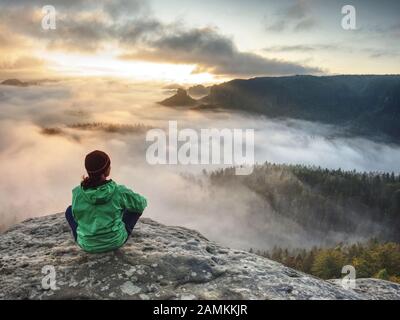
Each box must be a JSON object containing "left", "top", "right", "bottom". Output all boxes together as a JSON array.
[
  {"left": 1, "top": 79, "right": 30, "bottom": 87},
  {"left": 199, "top": 75, "right": 400, "bottom": 142}
]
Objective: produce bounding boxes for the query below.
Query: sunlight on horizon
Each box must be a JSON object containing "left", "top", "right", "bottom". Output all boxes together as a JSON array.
[{"left": 46, "top": 52, "right": 221, "bottom": 84}]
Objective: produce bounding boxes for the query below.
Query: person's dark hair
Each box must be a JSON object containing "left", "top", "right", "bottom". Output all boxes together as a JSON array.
[{"left": 81, "top": 150, "right": 111, "bottom": 189}]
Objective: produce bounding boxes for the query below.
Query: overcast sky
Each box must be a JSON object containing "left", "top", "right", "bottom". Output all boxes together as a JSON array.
[{"left": 0, "top": 0, "right": 399, "bottom": 82}]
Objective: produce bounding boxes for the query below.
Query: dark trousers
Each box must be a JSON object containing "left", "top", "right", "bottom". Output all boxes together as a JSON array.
[{"left": 65, "top": 206, "right": 141, "bottom": 242}]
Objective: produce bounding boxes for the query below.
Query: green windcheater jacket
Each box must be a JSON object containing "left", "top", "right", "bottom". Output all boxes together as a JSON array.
[{"left": 71, "top": 180, "right": 147, "bottom": 253}]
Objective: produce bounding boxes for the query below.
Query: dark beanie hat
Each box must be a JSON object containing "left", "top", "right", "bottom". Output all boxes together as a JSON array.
[{"left": 85, "top": 150, "right": 111, "bottom": 175}]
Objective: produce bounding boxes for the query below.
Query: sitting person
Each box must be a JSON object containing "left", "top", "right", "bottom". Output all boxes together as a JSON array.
[{"left": 65, "top": 150, "right": 147, "bottom": 253}]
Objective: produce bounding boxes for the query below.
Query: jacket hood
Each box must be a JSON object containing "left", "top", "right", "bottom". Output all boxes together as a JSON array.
[{"left": 80, "top": 180, "right": 117, "bottom": 205}]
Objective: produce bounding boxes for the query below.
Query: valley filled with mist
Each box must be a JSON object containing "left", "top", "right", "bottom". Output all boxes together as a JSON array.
[{"left": 1, "top": 77, "right": 399, "bottom": 256}]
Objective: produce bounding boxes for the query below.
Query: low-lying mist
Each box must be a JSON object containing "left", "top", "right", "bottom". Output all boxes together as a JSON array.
[{"left": 1, "top": 78, "right": 399, "bottom": 250}]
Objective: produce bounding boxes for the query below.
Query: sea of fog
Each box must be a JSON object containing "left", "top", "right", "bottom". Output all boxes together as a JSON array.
[{"left": 1, "top": 78, "right": 399, "bottom": 249}]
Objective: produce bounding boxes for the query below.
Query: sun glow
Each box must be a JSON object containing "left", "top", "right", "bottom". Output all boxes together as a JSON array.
[{"left": 46, "top": 52, "right": 217, "bottom": 84}]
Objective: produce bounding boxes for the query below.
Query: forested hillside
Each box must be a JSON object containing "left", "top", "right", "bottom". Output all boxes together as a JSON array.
[
  {"left": 255, "top": 240, "right": 400, "bottom": 284},
  {"left": 206, "top": 163, "right": 400, "bottom": 242}
]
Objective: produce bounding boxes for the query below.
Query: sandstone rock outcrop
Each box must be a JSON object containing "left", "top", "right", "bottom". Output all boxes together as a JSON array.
[{"left": 1, "top": 214, "right": 399, "bottom": 300}]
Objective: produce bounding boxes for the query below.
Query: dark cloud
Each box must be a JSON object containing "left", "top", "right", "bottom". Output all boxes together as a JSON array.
[
  {"left": 47, "top": 16, "right": 113, "bottom": 52},
  {"left": 284, "top": 0, "right": 309, "bottom": 19},
  {"left": 264, "top": 42, "right": 399, "bottom": 61},
  {"left": 294, "top": 17, "right": 317, "bottom": 31},
  {"left": 266, "top": 45, "right": 317, "bottom": 52},
  {"left": 103, "top": 0, "right": 149, "bottom": 19},
  {"left": 0, "top": 0, "right": 149, "bottom": 19},
  {"left": 0, "top": 0, "right": 101, "bottom": 9},
  {"left": 120, "top": 27, "right": 321, "bottom": 76},
  {"left": 265, "top": 44, "right": 336, "bottom": 52},
  {"left": 117, "top": 19, "right": 164, "bottom": 45},
  {"left": 0, "top": 2, "right": 119, "bottom": 52},
  {"left": 265, "top": 0, "right": 318, "bottom": 32}
]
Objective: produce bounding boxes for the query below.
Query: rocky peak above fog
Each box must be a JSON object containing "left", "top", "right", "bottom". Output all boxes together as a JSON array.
[
  {"left": 1, "top": 214, "right": 399, "bottom": 300},
  {"left": 159, "top": 88, "right": 197, "bottom": 107}
]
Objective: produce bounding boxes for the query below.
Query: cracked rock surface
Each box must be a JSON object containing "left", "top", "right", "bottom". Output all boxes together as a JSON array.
[{"left": 1, "top": 213, "right": 399, "bottom": 300}]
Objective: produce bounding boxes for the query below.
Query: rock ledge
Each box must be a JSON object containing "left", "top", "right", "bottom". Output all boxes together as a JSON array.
[{"left": 1, "top": 214, "right": 399, "bottom": 300}]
